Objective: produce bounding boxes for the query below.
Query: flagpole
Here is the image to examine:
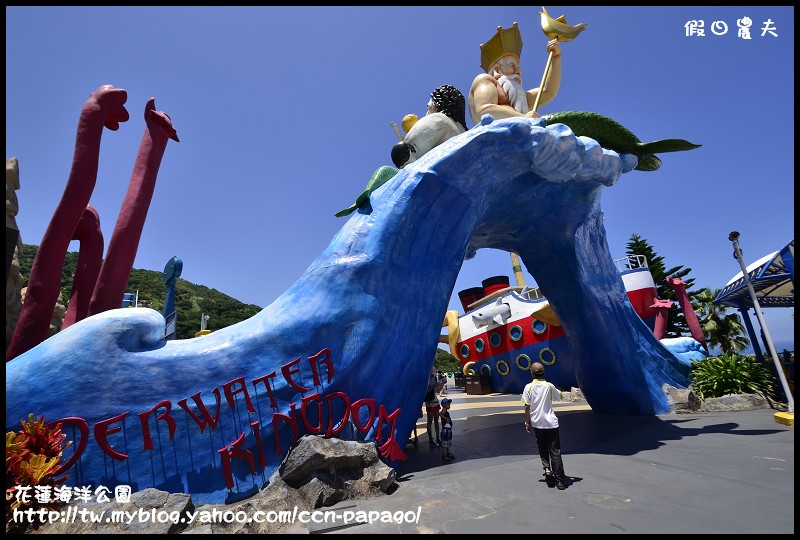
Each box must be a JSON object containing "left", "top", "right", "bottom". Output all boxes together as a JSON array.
[{"left": 510, "top": 252, "right": 526, "bottom": 287}]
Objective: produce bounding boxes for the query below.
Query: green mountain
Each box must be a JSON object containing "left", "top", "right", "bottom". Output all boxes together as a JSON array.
[{"left": 18, "top": 244, "right": 263, "bottom": 340}]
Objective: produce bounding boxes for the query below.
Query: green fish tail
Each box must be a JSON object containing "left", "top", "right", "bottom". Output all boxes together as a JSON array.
[
  {"left": 335, "top": 165, "right": 400, "bottom": 217},
  {"left": 637, "top": 139, "right": 702, "bottom": 154},
  {"left": 542, "top": 111, "right": 701, "bottom": 173},
  {"left": 364, "top": 165, "right": 400, "bottom": 191},
  {"left": 635, "top": 155, "right": 662, "bottom": 172},
  {"left": 335, "top": 203, "right": 360, "bottom": 218},
  {"left": 542, "top": 111, "right": 641, "bottom": 153}
]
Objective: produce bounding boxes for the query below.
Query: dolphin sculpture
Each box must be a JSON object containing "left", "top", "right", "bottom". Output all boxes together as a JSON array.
[{"left": 471, "top": 298, "right": 512, "bottom": 327}]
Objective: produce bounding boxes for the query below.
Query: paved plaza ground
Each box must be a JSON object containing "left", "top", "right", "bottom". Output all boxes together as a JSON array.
[{"left": 313, "top": 388, "right": 794, "bottom": 534}]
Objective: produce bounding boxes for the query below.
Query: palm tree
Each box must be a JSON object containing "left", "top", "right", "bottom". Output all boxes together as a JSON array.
[{"left": 693, "top": 288, "right": 750, "bottom": 354}]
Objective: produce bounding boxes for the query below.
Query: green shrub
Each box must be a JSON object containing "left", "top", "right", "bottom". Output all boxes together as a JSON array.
[{"left": 689, "top": 352, "right": 778, "bottom": 400}]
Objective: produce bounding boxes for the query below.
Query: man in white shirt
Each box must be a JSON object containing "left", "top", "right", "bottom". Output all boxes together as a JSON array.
[{"left": 522, "top": 361, "right": 567, "bottom": 489}]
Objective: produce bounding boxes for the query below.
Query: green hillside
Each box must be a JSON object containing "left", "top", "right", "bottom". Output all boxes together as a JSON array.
[{"left": 18, "top": 244, "right": 263, "bottom": 340}]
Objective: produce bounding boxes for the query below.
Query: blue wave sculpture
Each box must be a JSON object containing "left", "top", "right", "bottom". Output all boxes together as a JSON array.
[{"left": 6, "top": 115, "right": 689, "bottom": 504}]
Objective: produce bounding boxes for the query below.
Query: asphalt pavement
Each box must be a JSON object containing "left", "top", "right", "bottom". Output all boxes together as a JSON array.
[{"left": 312, "top": 388, "right": 794, "bottom": 534}]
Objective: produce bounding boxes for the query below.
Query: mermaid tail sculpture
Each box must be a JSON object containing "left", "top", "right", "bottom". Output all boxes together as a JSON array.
[
  {"left": 335, "top": 165, "right": 399, "bottom": 217},
  {"left": 88, "top": 98, "right": 179, "bottom": 315},
  {"left": 6, "top": 85, "right": 129, "bottom": 361},
  {"left": 541, "top": 111, "right": 701, "bottom": 171},
  {"left": 61, "top": 205, "right": 103, "bottom": 329},
  {"left": 6, "top": 115, "right": 691, "bottom": 504}
]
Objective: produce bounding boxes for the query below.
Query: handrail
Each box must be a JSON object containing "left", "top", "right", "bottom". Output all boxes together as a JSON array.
[
  {"left": 466, "top": 285, "right": 543, "bottom": 310},
  {"left": 465, "top": 255, "right": 649, "bottom": 311},
  {"left": 613, "top": 254, "right": 648, "bottom": 272}
]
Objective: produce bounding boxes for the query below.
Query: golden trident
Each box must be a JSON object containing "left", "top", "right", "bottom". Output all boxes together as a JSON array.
[
  {"left": 531, "top": 6, "right": 587, "bottom": 113},
  {"left": 510, "top": 8, "right": 586, "bottom": 288}
]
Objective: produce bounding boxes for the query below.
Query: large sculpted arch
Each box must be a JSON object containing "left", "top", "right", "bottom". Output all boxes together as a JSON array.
[{"left": 6, "top": 115, "right": 690, "bottom": 504}]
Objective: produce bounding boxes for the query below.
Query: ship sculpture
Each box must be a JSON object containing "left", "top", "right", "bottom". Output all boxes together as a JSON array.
[{"left": 444, "top": 255, "right": 658, "bottom": 393}]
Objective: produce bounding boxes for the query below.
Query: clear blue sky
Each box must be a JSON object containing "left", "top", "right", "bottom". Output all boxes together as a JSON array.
[{"left": 6, "top": 6, "right": 794, "bottom": 351}]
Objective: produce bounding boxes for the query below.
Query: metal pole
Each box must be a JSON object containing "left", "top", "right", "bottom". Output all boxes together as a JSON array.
[
  {"left": 729, "top": 231, "right": 793, "bottom": 413},
  {"left": 389, "top": 122, "right": 404, "bottom": 142},
  {"left": 510, "top": 252, "right": 526, "bottom": 287}
]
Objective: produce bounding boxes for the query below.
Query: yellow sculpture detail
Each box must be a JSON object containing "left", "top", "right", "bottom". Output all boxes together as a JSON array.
[
  {"left": 539, "top": 6, "right": 587, "bottom": 42},
  {"left": 401, "top": 114, "right": 419, "bottom": 133},
  {"left": 479, "top": 22, "right": 524, "bottom": 73}
]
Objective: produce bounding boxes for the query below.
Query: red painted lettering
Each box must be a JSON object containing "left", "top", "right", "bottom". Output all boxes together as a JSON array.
[
  {"left": 48, "top": 417, "right": 89, "bottom": 478},
  {"left": 350, "top": 398, "right": 377, "bottom": 434},
  {"left": 325, "top": 392, "right": 351, "bottom": 437},
  {"left": 251, "top": 371, "right": 279, "bottom": 409},
  {"left": 222, "top": 377, "right": 256, "bottom": 413},
  {"left": 138, "top": 400, "right": 177, "bottom": 451},
  {"left": 177, "top": 388, "right": 222, "bottom": 433},
  {"left": 308, "top": 348, "right": 334, "bottom": 386},
  {"left": 217, "top": 432, "right": 255, "bottom": 490},
  {"left": 375, "top": 405, "right": 401, "bottom": 443},
  {"left": 300, "top": 393, "right": 324, "bottom": 434},
  {"left": 94, "top": 412, "right": 129, "bottom": 461},
  {"left": 273, "top": 402, "right": 299, "bottom": 456},
  {"left": 376, "top": 406, "right": 404, "bottom": 461},
  {"left": 281, "top": 357, "right": 309, "bottom": 393},
  {"left": 250, "top": 420, "right": 267, "bottom": 468}
]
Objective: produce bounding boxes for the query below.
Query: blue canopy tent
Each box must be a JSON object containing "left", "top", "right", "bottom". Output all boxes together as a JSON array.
[{"left": 715, "top": 239, "right": 794, "bottom": 395}]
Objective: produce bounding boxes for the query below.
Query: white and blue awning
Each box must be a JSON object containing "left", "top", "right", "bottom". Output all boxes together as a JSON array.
[{"left": 715, "top": 239, "right": 794, "bottom": 308}]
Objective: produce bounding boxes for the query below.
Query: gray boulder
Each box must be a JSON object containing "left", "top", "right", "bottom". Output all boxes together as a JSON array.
[
  {"left": 661, "top": 384, "right": 772, "bottom": 414},
  {"left": 559, "top": 387, "right": 586, "bottom": 402},
  {"left": 25, "top": 435, "right": 398, "bottom": 535},
  {"left": 181, "top": 435, "right": 398, "bottom": 534}
]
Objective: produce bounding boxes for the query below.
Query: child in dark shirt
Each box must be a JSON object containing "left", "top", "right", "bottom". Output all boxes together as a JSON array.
[{"left": 440, "top": 398, "right": 455, "bottom": 461}]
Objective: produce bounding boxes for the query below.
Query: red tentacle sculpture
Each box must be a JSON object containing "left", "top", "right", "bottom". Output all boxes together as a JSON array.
[
  {"left": 649, "top": 297, "right": 673, "bottom": 340},
  {"left": 61, "top": 204, "right": 103, "bottom": 329},
  {"left": 7, "top": 85, "right": 129, "bottom": 361},
  {"left": 88, "top": 98, "right": 179, "bottom": 316},
  {"left": 666, "top": 276, "right": 709, "bottom": 354}
]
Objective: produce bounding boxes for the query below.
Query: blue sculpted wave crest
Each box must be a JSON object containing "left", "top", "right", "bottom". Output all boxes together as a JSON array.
[{"left": 6, "top": 116, "right": 689, "bottom": 504}]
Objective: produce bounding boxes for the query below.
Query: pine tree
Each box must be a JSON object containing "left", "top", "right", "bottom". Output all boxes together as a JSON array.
[{"left": 626, "top": 233, "right": 699, "bottom": 338}]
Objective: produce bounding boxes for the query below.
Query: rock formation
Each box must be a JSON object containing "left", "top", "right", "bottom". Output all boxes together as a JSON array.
[{"left": 6, "top": 158, "right": 23, "bottom": 354}]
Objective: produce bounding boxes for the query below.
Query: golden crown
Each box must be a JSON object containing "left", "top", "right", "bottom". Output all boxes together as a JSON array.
[{"left": 480, "top": 22, "right": 523, "bottom": 72}]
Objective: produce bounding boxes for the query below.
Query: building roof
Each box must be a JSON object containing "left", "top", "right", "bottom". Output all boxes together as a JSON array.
[{"left": 715, "top": 239, "right": 794, "bottom": 308}]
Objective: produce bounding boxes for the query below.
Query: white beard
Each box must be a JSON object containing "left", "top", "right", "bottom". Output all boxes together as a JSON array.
[{"left": 498, "top": 75, "right": 529, "bottom": 114}]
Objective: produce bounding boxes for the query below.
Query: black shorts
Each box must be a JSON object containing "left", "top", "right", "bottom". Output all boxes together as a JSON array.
[{"left": 441, "top": 427, "right": 452, "bottom": 445}]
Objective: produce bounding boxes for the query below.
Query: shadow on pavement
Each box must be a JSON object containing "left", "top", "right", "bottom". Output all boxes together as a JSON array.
[{"left": 396, "top": 406, "right": 788, "bottom": 477}]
